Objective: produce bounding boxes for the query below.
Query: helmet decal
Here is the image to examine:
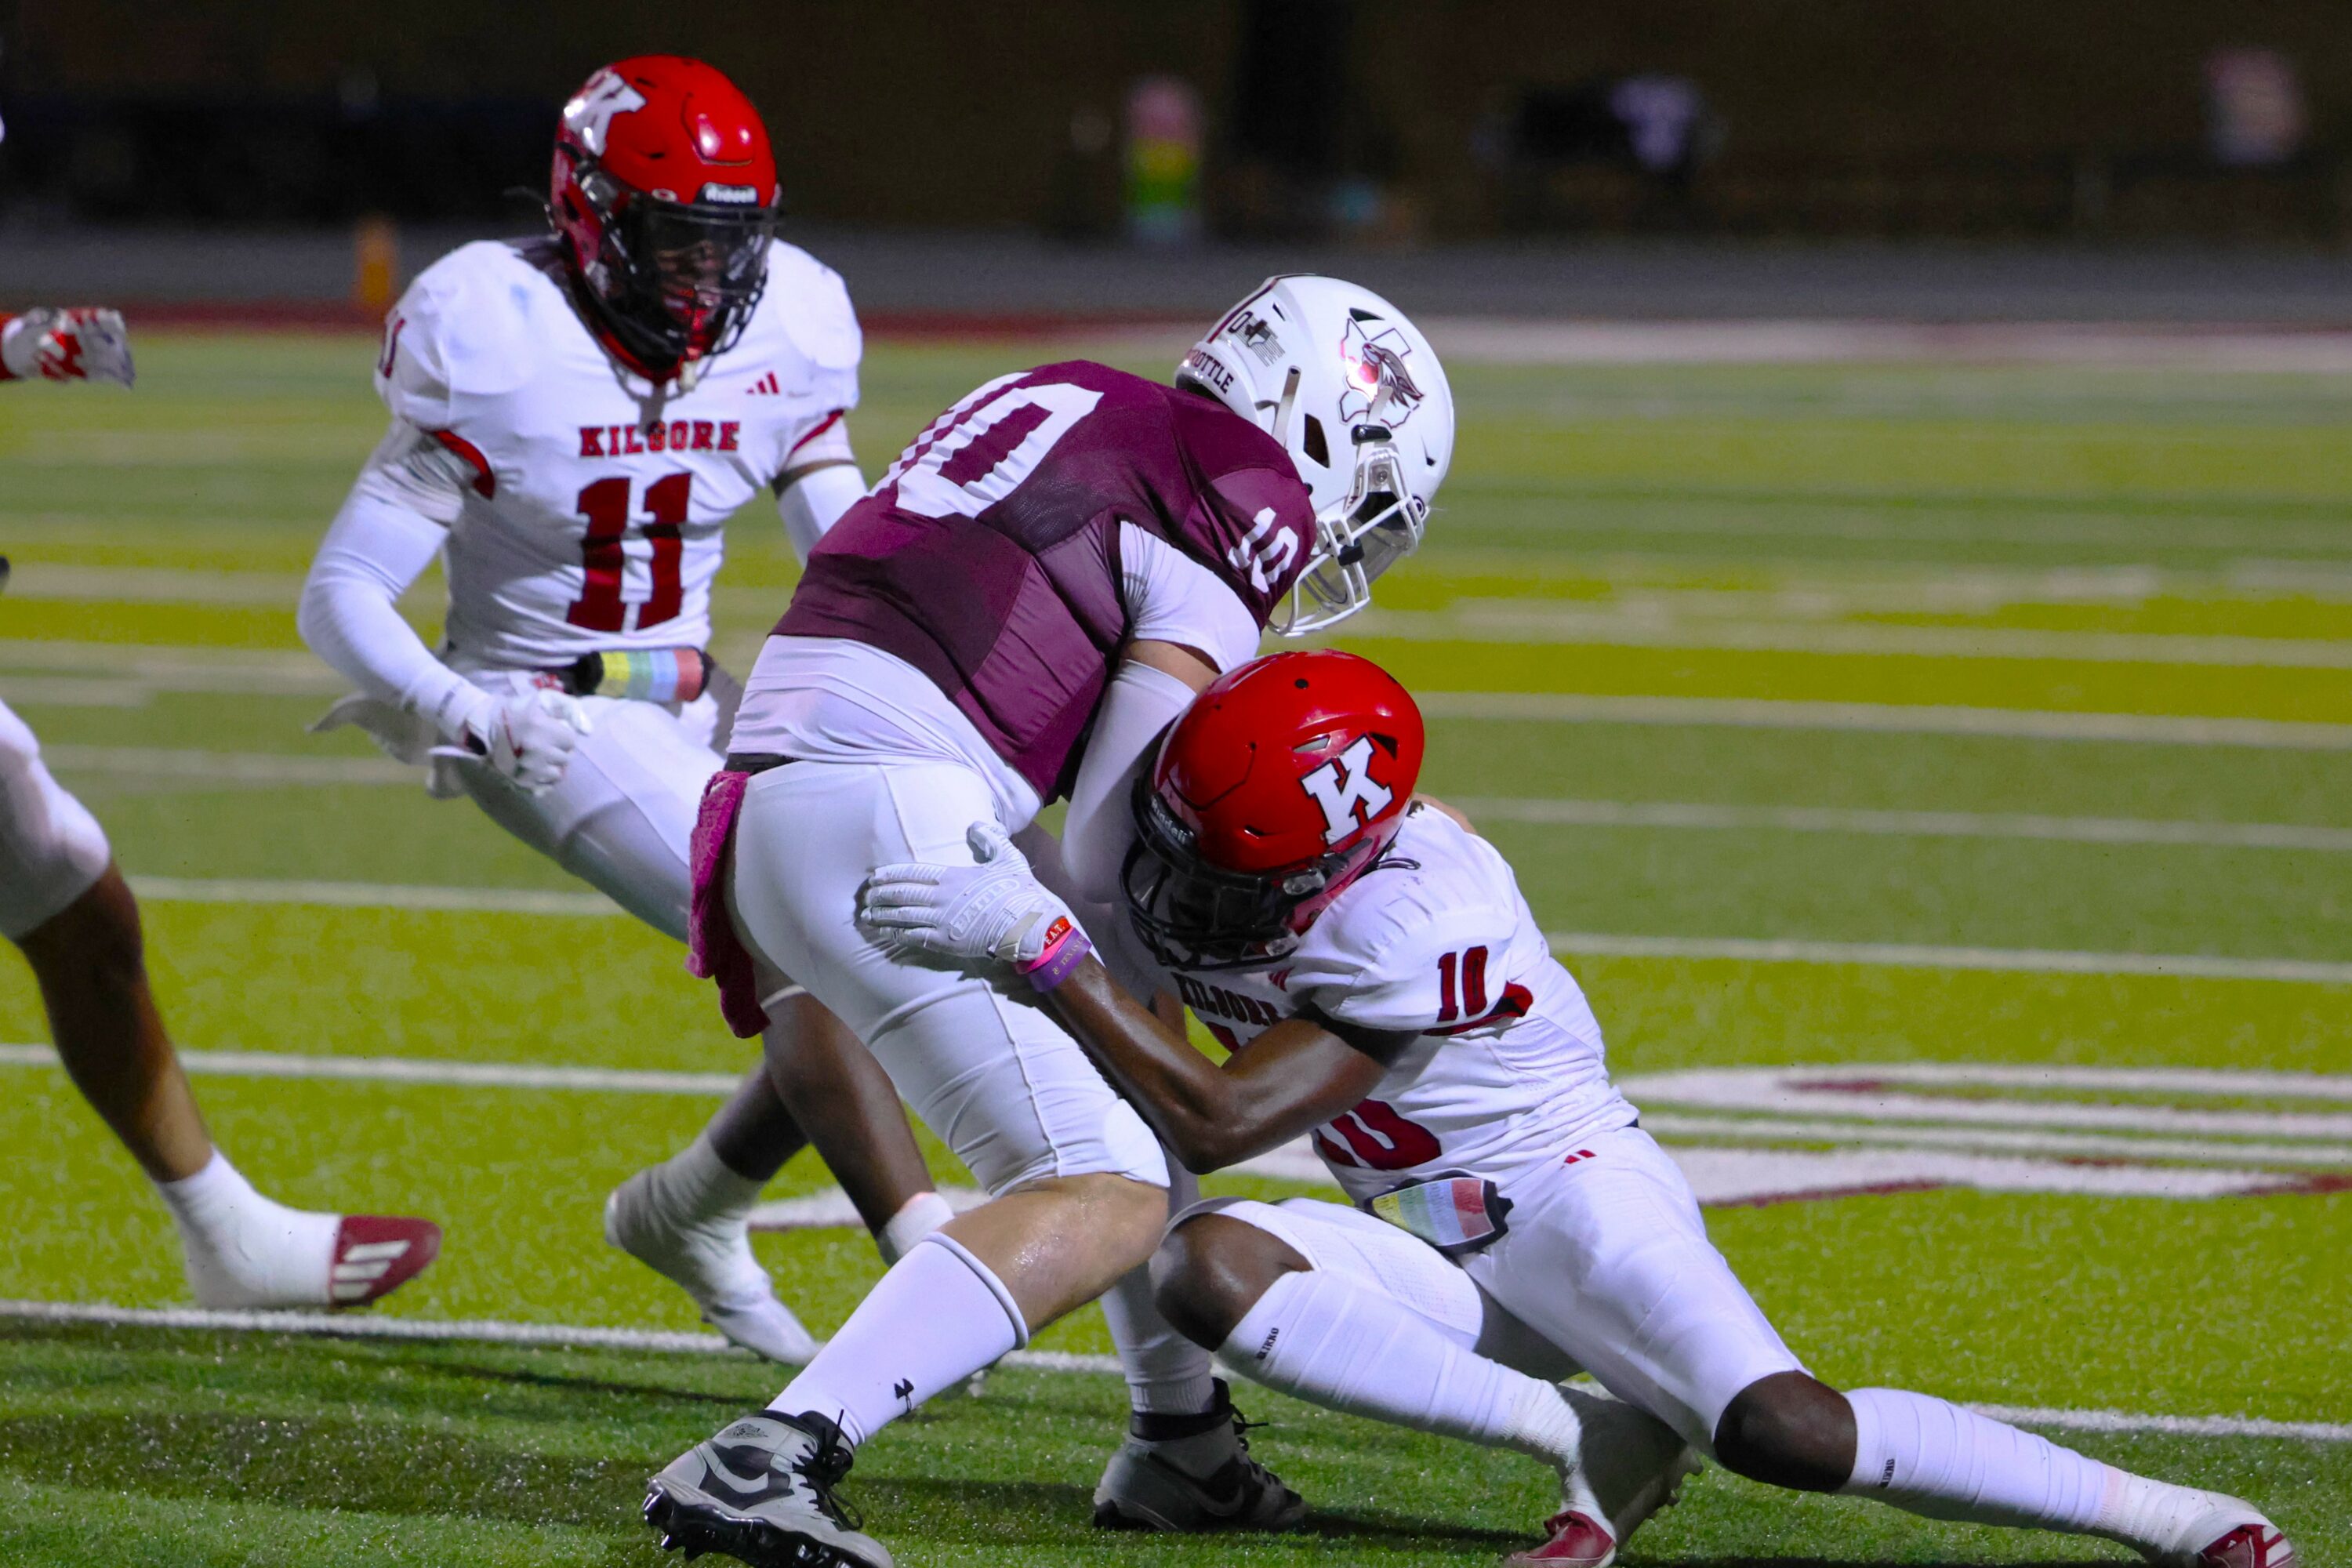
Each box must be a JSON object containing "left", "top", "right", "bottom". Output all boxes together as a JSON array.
[
  {"left": 562, "top": 70, "right": 648, "bottom": 157},
  {"left": 1229, "top": 307, "right": 1287, "bottom": 367},
  {"left": 1338, "top": 316, "right": 1425, "bottom": 427},
  {"left": 1298, "top": 735, "right": 1396, "bottom": 844}
]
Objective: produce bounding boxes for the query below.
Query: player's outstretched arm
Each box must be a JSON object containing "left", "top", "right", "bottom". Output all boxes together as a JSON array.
[
  {"left": 858, "top": 822, "right": 1388, "bottom": 1173},
  {"left": 1044, "top": 958, "right": 1388, "bottom": 1173}
]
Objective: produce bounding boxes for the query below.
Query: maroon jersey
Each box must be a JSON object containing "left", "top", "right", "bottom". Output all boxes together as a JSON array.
[{"left": 779, "top": 361, "right": 1316, "bottom": 799}]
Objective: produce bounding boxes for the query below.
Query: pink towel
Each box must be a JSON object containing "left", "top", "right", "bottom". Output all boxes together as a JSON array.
[{"left": 687, "top": 768, "right": 768, "bottom": 1039}]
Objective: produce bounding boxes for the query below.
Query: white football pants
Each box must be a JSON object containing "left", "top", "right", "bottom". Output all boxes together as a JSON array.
[
  {"left": 724, "top": 757, "right": 1167, "bottom": 1196},
  {"left": 0, "top": 699, "right": 113, "bottom": 941},
  {"left": 455, "top": 692, "right": 724, "bottom": 941},
  {"left": 1209, "top": 1125, "right": 1805, "bottom": 1452}
]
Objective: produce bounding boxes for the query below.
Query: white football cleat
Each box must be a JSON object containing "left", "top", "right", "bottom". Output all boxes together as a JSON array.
[{"left": 605, "top": 1169, "right": 819, "bottom": 1363}]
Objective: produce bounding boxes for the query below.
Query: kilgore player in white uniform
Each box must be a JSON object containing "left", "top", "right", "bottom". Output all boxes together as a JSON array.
[
  {"left": 861, "top": 649, "right": 2301, "bottom": 1568},
  {"left": 2, "top": 308, "right": 441, "bottom": 1309},
  {"left": 296, "top": 57, "right": 949, "bottom": 1361},
  {"left": 641, "top": 277, "right": 1455, "bottom": 1568}
]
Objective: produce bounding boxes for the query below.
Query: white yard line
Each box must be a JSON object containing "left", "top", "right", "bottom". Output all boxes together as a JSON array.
[
  {"left": 49, "top": 746, "right": 412, "bottom": 786},
  {"left": 1415, "top": 691, "right": 2352, "bottom": 750},
  {"left": 0, "top": 1044, "right": 738, "bottom": 1095},
  {"left": 44, "top": 746, "right": 2352, "bottom": 848},
  {"left": 1458, "top": 797, "right": 2352, "bottom": 852},
  {"left": 1549, "top": 932, "right": 2352, "bottom": 985},
  {"left": 0, "top": 1298, "right": 2341, "bottom": 1441},
  {"left": 127, "top": 877, "right": 620, "bottom": 916},
  {"left": 1356, "top": 607, "right": 2352, "bottom": 669},
  {"left": 0, "top": 564, "right": 309, "bottom": 607}
]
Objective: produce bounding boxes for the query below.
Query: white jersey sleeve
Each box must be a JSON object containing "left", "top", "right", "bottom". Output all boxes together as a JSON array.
[
  {"left": 375, "top": 243, "right": 540, "bottom": 435},
  {"left": 1286, "top": 817, "right": 1532, "bottom": 1040},
  {"left": 757, "top": 245, "right": 862, "bottom": 477}
]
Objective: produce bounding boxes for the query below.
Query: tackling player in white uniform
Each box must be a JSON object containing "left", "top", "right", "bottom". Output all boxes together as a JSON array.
[
  {"left": 3, "top": 300, "right": 439, "bottom": 1309},
  {"left": 296, "top": 57, "right": 949, "bottom": 1359},
  {"left": 859, "top": 649, "right": 2299, "bottom": 1568}
]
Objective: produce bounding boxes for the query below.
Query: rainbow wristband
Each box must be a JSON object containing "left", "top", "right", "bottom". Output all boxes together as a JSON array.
[{"left": 1018, "top": 914, "right": 1093, "bottom": 992}]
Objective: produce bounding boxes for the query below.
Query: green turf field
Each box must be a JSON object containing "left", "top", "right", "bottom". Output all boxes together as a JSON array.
[{"left": 1, "top": 329, "right": 2347, "bottom": 1566}]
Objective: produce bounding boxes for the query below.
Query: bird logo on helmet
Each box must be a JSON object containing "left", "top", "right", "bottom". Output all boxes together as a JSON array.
[
  {"left": 1178, "top": 276, "right": 1455, "bottom": 635},
  {"left": 548, "top": 56, "right": 782, "bottom": 389},
  {"left": 1123, "top": 650, "right": 1425, "bottom": 970}
]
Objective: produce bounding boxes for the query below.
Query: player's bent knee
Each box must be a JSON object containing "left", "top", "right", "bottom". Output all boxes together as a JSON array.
[
  {"left": 16, "top": 864, "right": 143, "bottom": 982},
  {"left": 1713, "top": 1371, "right": 1858, "bottom": 1494},
  {"left": 1149, "top": 1211, "right": 1309, "bottom": 1350}
]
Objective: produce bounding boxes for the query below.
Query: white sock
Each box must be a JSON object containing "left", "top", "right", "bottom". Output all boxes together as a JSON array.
[
  {"left": 652, "top": 1132, "right": 767, "bottom": 1225},
  {"left": 1102, "top": 1259, "right": 1218, "bottom": 1417},
  {"left": 1843, "top": 1388, "right": 2114, "bottom": 1533},
  {"left": 876, "top": 1191, "right": 954, "bottom": 1267},
  {"left": 771, "top": 1232, "right": 1027, "bottom": 1446},
  {"left": 1220, "top": 1268, "right": 1584, "bottom": 1465},
  {"left": 157, "top": 1150, "right": 339, "bottom": 1308}
]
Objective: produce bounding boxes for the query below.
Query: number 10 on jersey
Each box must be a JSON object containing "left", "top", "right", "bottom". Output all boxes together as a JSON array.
[{"left": 568, "top": 472, "right": 691, "bottom": 633}]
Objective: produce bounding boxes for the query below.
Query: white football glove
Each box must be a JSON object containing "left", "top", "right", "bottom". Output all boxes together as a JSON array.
[
  {"left": 2, "top": 307, "right": 135, "bottom": 386},
  {"left": 428, "top": 688, "right": 593, "bottom": 795},
  {"left": 860, "top": 822, "right": 1080, "bottom": 969}
]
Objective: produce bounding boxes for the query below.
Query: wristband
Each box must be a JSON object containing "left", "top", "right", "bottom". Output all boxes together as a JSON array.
[{"left": 1018, "top": 914, "right": 1093, "bottom": 992}]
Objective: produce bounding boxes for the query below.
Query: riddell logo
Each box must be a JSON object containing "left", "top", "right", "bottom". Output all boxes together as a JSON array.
[{"left": 1255, "top": 1327, "right": 1279, "bottom": 1361}]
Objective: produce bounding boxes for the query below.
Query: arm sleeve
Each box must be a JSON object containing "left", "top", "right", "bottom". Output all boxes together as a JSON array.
[
  {"left": 775, "top": 448, "right": 867, "bottom": 564},
  {"left": 1062, "top": 659, "right": 1199, "bottom": 906},
  {"left": 1119, "top": 522, "right": 1262, "bottom": 671},
  {"left": 297, "top": 419, "right": 483, "bottom": 741}
]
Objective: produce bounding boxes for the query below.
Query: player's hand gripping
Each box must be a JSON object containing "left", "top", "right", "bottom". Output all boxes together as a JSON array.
[
  {"left": 1, "top": 307, "right": 135, "bottom": 386},
  {"left": 430, "top": 688, "right": 594, "bottom": 795},
  {"left": 861, "top": 822, "right": 1092, "bottom": 983}
]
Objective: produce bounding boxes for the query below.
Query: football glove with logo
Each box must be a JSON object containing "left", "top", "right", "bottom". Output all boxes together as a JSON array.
[
  {"left": 860, "top": 822, "right": 1089, "bottom": 978},
  {"left": 0, "top": 307, "right": 135, "bottom": 386}
]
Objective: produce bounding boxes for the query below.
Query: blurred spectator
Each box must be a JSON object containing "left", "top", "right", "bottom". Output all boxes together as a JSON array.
[
  {"left": 1124, "top": 77, "right": 1203, "bottom": 245},
  {"left": 2205, "top": 47, "right": 2307, "bottom": 168}
]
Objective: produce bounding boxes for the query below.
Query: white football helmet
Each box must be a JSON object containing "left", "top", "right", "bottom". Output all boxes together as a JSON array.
[{"left": 1180, "top": 274, "right": 1454, "bottom": 634}]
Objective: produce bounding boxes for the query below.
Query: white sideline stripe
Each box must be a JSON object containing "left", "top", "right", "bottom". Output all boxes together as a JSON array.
[
  {"left": 0, "top": 1298, "right": 2341, "bottom": 1441},
  {"left": 0, "top": 676, "right": 151, "bottom": 708},
  {"left": 0, "top": 1298, "right": 1123, "bottom": 1377},
  {"left": 1780, "top": 1062, "right": 2352, "bottom": 1099},
  {"left": 1549, "top": 932, "right": 2352, "bottom": 986},
  {"left": 0, "top": 1044, "right": 739, "bottom": 1096},
  {"left": 1352, "top": 606, "right": 2352, "bottom": 669},
  {"left": 1416, "top": 691, "right": 2352, "bottom": 750},
  {"left": 1459, "top": 797, "right": 2352, "bottom": 853},
  {"left": 49, "top": 746, "right": 413, "bottom": 786},
  {"left": 128, "top": 877, "right": 621, "bottom": 916}
]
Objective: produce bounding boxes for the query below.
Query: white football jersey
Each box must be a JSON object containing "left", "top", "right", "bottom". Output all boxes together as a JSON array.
[
  {"left": 1159, "top": 804, "right": 1638, "bottom": 1202},
  {"left": 375, "top": 236, "right": 860, "bottom": 671}
]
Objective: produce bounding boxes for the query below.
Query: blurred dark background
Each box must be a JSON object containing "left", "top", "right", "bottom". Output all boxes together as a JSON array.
[{"left": 4, "top": 0, "right": 2350, "bottom": 319}]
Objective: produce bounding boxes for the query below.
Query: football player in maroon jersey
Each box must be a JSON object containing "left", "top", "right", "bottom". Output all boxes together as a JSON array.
[{"left": 644, "top": 278, "right": 1454, "bottom": 1567}]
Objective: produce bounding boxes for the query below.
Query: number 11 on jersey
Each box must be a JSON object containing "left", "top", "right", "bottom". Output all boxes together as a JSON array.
[{"left": 568, "top": 471, "right": 691, "bottom": 633}]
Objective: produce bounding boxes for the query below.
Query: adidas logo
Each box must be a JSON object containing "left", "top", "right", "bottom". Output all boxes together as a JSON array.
[
  {"left": 748, "top": 372, "right": 784, "bottom": 396},
  {"left": 329, "top": 1239, "right": 412, "bottom": 1302}
]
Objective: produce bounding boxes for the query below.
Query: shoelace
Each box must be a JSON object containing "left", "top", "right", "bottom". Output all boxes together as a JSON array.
[{"left": 792, "top": 1424, "right": 865, "bottom": 1532}]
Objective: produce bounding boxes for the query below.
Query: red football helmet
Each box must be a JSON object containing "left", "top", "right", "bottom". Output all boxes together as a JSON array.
[
  {"left": 1125, "top": 650, "right": 1425, "bottom": 969},
  {"left": 549, "top": 56, "right": 781, "bottom": 382}
]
